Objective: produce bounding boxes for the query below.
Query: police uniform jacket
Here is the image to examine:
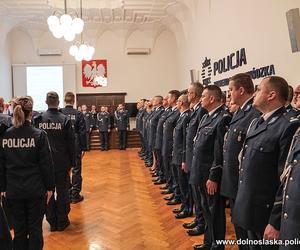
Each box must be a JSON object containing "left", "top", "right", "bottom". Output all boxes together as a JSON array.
[
  {"left": 0, "top": 121, "right": 55, "bottom": 199},
  {"left": 136, "top": 108, "right": 146, "bottom": 133},
  {"left": 0, "top": 114, "right": 12, "bottom": 135},
  {"left": 97, "top": 112, "right": 111, "bottom": 132},
  {"left": 172, "top": 109, "right": 190, "bottom": 165},
  {"left": 284, "top": 104, "right": 300, "bottom": 119},
  {"left": 189, "top": 106, "right": 231, "bottom": 186},
  {"left": 34, "top": 108, "right": 75, "bottom": 172},
  {"left": 185, "top": 104, "right": 207, "bottom": 171},
  {"left": 266, "top": 126, "right": 300, "bottom": 246},
  {"left": 82, "top": 111, "right": 91, "bottom": 132},
  {"left": 154, "top": 107, "right": 172, "bottom": 151},
  {"left": 142, "top": 110, "right": 152, "bottom": 139},
  {"left": 148, "top": 106, "right": 165, "bottom": 150},
  {"left": 162, "top": 108, "right": 180, "bottom": 157},
  {"left": 90, "top": 111, "right": 98, "bottom": 128},
  {"left": 232, "top": 107, "right": 300, "bottom": 233},
  {"left": 114, "top": 110, "right": 129, "bottom": 131},
  {"left": 60, "top": 105, "right": 87, "bottom": 151},
  {"left": 220, "top": 99, "right": 261, "bottom": 199}
]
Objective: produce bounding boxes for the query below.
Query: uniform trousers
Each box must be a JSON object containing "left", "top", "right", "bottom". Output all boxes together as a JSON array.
[
  {"left": 118, "top": 130, "right": 127, "bottom": 149},
  {"left": 170, "top": 164, "right": 181, "bottom": 200},
  {"left": 0, "top": 196, "right": 12, "bottom": 250},
  {"left": 7, "top": 196, "right": 45, "bottom": 250},
  {"left": 47, "top": 171, "right": 71, "bottom": 227},
  {"left": 198, "top": 184, "right": 225, "bottom": 249},
  {"left": 100, "top": 131, "right": 109, "bottom": 150},
  {"left": 86, "top": 131, "right": 90, "bottom": 150},
  {"left": 191, "top": 184, "right": 205, "bottom": 225},
  {"left": 247, "top": 230, "right": 278, "bottom": 250},
  {"left": 70, "top": 143, "right": 83, "bottom": 199},
  {"left": 155, "top": 149, "right": 165, "bottom": 180}
]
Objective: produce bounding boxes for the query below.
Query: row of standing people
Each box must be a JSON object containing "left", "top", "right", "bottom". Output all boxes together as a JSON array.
[
  {"left": 136, "top": 74, "right": 300, "bottom": 250},
  {"left": 0, "top": 92, "right": 87, "bottom": 250},
  {"left": 79, "top": 104, "right": 130, "bottom": 150}
]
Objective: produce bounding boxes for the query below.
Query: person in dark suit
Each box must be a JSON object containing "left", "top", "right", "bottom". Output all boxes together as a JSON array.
[
  {"left": 0, "top": 96, "right": 55, "bottom": 250},
  {"left": 232, "top": 76, "right": 300, "bottom": 250},
  {"left": 172, "top": 94, "right": 193, "bottom": 218},
  {"left": 142, "top": 100, "right": 154, "bottom": 166},
  {"left": 34, "top": 92, "right": 75, "bottom": 232},
  {"left": 192, "top": 85, "right": 232, "bottom": 250},
  {"left": 220, "top": 73, "right": 261, "bottom": 249},
  {"left": 60, "top": 92, "right": 87, "bottom": 204},
  {"left": 82, "top": 105, "right": 92, "bottom": 151},
  {"left": 161, "top": 90, "right": 181, "bottom": 205},
  {"left": 154, "top": 96, "right": 172, "bottom": 186},
  {"left": 182, "top": 82, "right": 207, "bottom": 236},
  {"left": 90, "top": 105, "right": 98, "bottom": 130},
  {"left": 97, "top": 106, "right": 111, "bottom": 151},
  {"left": 284, "top": 85, "right": 300, "bottom": 119},
  {"left": 136, "top": 99, "right": 147, "bottom": 157},
  {"left": 114, "top": 104, "right": 129, "bottom": 150},
  {"left": 148, "top": 96, "right": 165, "bottom": 184}
]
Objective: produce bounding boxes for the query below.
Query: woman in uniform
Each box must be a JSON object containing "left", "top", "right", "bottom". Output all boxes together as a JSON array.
[{"left": 0, "top": 96, "right": 55, "bottom": 250}]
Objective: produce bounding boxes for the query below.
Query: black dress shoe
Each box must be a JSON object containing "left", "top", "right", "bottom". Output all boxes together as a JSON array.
[
  {"left": 164, "top": 194, "right": 175, "bottom": 200},
  {"left": 56, "top": 220, "right": 70, "bottom": 231},
  {"left": 187, "top": 224, "right": 205, "bottom": 236},
  {"left": 160, "top": 185, "right": 168, "bottom": 190},
  {"left": 183, "top": 220, "right": 198, "bottom": 229},
  {"left": 152, "top": 173, "right": 158, "bottom": 177},
  {"left": 166, "top": 199, "right": 181, "bottom": 205},
  {"left": 152, "top": 178, "right": 160, "bottom": 182},
  {"left": 175, "top": 211, "right": 192, "bottom": 219},
  {"left": 161, "top": 189, "right": 173, "bottom": 195},
  {"left": 71, "top": 195, "right": 84, "bottom": 204},
  {"left": 172, "top": 208, "right": 183, "bottom": 214},
  {"left": 154, "top": 179, "right": 166, "bottom": 185},
  {"left": 193, "top": 244, "right": 211, "bottom": 250}
]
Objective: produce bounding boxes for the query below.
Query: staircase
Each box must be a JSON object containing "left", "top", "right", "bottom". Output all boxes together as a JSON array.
[{"left": 89, "top": 129, "right": 141, "bottom": 150}]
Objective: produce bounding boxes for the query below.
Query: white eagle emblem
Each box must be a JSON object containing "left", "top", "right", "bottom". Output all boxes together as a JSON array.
[{"left": 83, "top": 61, "right": 107, "bottom": 87}]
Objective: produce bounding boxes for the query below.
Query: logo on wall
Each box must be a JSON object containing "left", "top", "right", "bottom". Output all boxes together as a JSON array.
[
  {"left": 200, "top": 48, "right": 275, "bottom": 87},
  {"left": 82, "top": 60, "right": 108, "bottom": 88},
  {"left": 201, "top": 57, "right": 212, "bottom": 85}
]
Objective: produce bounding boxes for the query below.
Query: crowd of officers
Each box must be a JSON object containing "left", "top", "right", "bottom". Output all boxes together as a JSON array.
[
  {"left": 0, "top": 91, "right": 131, "bottom": 250},
  {"left": 78, "top": 103, "right": 130, "bottom": 151},
  {"left": 136, "top": 74, "right": 300, "bottom": 250}
]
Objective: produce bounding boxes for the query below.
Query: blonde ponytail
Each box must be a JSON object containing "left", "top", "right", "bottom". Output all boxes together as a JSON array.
[
  {"left": 12, "top": 97, "right": 33, "bottom": 128},
  {"left": 13, "top": 104, "right": 25, "bottom": 128}
]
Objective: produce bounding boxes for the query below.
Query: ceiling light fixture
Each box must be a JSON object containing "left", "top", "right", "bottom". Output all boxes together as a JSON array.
[{"left": 47, "top": 0, "right": 84, "bottom": 42}]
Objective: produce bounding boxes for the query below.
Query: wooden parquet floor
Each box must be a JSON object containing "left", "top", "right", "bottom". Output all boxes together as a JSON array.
[{"left": 43, "top": 149, "right": 238, "bottom": 250}]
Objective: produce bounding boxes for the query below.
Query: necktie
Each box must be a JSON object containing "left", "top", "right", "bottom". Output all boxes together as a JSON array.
[{"left": 255, "top": 116, "right": 265, "bottom": 129}]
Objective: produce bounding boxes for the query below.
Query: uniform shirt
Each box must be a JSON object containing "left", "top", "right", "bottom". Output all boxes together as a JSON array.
[
  {"left": 97, "top": 112, "right": 111, "bottom": 132},
  {"left": 34, "top": 108, "right": 75, "bottom": 172},
  {"left": 60, "top": 105, "right": 87, "bottom": 151},
  {"left": 0, "top": 121, "right": 55, "bottom": 199}
]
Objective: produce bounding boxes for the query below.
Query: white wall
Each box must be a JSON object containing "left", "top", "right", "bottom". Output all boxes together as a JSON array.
[
  {"left": 176, "top": 0, "right": 300, "bottom": 89},
  {"left": 0, "top": 26, "right": 12, "bottom": 101},
  {"left": 9, "top": 27, "right": 179, "bottom": 102}
]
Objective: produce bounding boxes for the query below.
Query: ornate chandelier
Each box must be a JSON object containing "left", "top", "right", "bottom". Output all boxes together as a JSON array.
[{"left": 47, "top": 0, "right": 84, "bottom": 42}]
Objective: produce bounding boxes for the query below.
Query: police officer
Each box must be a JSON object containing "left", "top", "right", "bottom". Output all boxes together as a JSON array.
[
  {"left": 284, "top": 85, "right": 300, "bottom": 119},
  {"left": 232, "top": 76, "right": 300, "bottom": 250},
  {"left": 136, "top": 99, "right": 147, "bottom": 157},
  {"left": 192, "top": 85, "right": 232, "bottom": 250},
  {"left": 148, "top": 96, "right": 165, "bottom": 183},
  {"left": 143, "top": 100, "right": 155, "bottom": 167},
  {"left": 82, "top": 104, "right": 92, "bottom": 151},
  {"left": 0, "top": 96, "right": 55, "bottom": 250},
  {"left": 154, "top": 96, "right": 172, "bottom": 186},
  {"left": 0, "top": 97, "right": 12, "bottom": 134},
  {"left": 182, "top": 82, "right": 207, "bottom": 236},
  {"left": 219, "top": 73, "right": 261, "bottom": 249},
  {"left": 114, "top": 104, "right": 129, "bottom": 150},
  {"left": 60, "top": 92, "right": 87, "bottom": 204},
  {"left": 34, "top": 92, "right": 75, "bottom": 232},
  {"left": 172, "top": 94, "right": 192, "bottom": 219},
  {"left": 90, "top": 105, "right": 98, "bottom": 130},
  {"left": 97, "top": 106, "right": 111, "bottom": 151},
  {"left": 162, "top": 90, "right": 181, "bottom": 205}
]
